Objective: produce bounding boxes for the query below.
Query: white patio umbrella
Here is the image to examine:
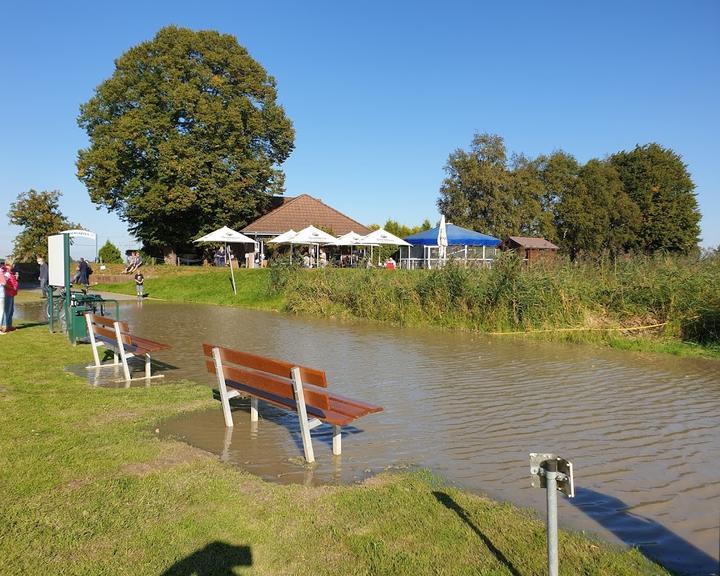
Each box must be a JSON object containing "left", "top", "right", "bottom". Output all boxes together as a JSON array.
[
  {"left": 355, "top": 228, "right": 411, "bottom": 266},
  {"left": 325, "top": 231, "right": 364, "bottom": 265},
  {"left": 290, "top": 226, "right": 337, "bottom": 268},
  {"left": 267, "top": 229, "right": 297, "bottom": 264},
  {"left": 438, "top": 215, "right": 448, "bottom": 264},
  {"left": 267, "top": 229, "right": 297, "bottom": 244},
  {"left": 194, "top": 226, "right": 257, "bottom": 295}
]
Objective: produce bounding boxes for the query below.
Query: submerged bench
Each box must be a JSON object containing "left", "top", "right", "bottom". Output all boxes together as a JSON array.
[
  {"left": 85, "top": 313, "right": 170, "bottom": 382},
  {"left": 203, "top": 344, "right": 383, "bottom": 463}
]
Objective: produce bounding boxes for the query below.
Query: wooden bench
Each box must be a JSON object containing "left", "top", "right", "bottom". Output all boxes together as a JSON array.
[
  {"left": 85, "top": 313, "right": 170, "bottom": 382},
  {"left": 203, "top": 344, "right": 383, "bottom": 463}
]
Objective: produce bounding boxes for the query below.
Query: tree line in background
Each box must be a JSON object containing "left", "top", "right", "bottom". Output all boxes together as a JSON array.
[{"left": 437, "top": 133, "right": 702, "bottom": 258}]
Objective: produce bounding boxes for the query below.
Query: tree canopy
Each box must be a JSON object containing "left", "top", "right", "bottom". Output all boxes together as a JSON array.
[
  {"left": 77, "top": 26, "right": 295, "bottom": 262},
  {"left": 437, "top": 133, "right": 701, "bottom": 258},
  {"left": 8, "top": 190, "right": 77, "bottom": 262},
  {"left": 610, "top": 143, "right": 700, "bottom": 253}
]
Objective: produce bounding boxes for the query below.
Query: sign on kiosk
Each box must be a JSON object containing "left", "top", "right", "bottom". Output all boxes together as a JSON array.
[{"left": 48, "top": 234, "right": 68, "bottom": 287}]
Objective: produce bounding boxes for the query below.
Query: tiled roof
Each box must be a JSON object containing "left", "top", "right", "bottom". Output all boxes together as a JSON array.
[
  {"left": 242, "top": 194, "right": 371, "bottom": 236},
  {"left": 506, "top": 236, "right": 559, "bottom": 249}
]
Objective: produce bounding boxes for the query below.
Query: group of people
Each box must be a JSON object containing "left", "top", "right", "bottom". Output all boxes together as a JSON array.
[
  {"left": 123, "top": 251, "right": 142, "bottom": 274},
  {"left": 0, "top": 258, "right": 19, "bottom": 333},
  {"left": 72, "top": 258, "right": 93, "bottom": 286},
  {"left": 302, "top": 248, "right": 327, "bottom": 268}
]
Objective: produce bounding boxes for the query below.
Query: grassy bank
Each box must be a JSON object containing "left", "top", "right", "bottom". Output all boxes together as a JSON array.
[
  {"left": 0, "top": 324, "right": 668, "bottom": 575},
  {"left": 95, "top": 253, "right": 720, "bottom": 359}
]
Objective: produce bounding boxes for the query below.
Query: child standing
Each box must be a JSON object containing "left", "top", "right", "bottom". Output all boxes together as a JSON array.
[{"left": 134, "top": 271, "right": 144, "bottom": 298}]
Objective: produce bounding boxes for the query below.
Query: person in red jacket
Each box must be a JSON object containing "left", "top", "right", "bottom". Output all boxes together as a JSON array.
[{"left": 1, "top": 258, "right": 19, "bottom": 332}]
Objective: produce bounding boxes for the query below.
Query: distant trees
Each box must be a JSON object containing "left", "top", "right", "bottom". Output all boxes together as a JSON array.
[
  {"left": 77, "top": 26, "right": 295, "bottom": 264},
  {"left": 98, "top": 240, "right": 123, "bottom": 264},
  {"left": 438, "top": 133, "right": 701, "bottom": 258},
  {"left": 368, "top": 219, "right": 432, "bottom": 237},
  {"left": 8, "top": 190, "right": 77, "bottom": 261}
]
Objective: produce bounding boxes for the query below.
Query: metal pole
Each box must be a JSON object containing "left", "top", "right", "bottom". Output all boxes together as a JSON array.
[
  {"left": 545, "top": 459, "right": 559, "bottom": 576},
  {"left": 227, "top": 243, "right": 237, "bottom": 295}
]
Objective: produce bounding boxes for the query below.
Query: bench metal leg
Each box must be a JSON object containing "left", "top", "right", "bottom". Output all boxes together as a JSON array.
[
  {"left": 114, "top": 322, "right": 132, "bottom": 382},
  {"left": 291, "top": 367, "right": 315, "bottom": 463},
  {"left": 332, "top": 425, "right": 342, "bottom": 456},
  {"left": 212, "top": 347, "right": 234, "bottom": 428},
  {"left": 145, "top": 354, "right": 152, "bottom": 378},
  {"left": 250, "top": 397, "right": 259, "bottom": 422},
  {"left": 86, "top": 314, "right": 102, "bottom": 367}
]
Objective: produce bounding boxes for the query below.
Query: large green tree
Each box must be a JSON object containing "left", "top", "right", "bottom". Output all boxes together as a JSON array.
[
  {"left": 556, "top": 160, "right": 640, "bottom": 259},
  {"left": 77, "top": 26, "right": 295, "bottom": 263},
  {"left": 437, "top": 133, "right": 516, "bottom": 238},
  {"left": 8, "top": 190, "right": 77, "bottom": 261},
  {"left": 438, "top": 133, "right": 551, "bottom": 240},
  {"left": 610, "top": 143, "right": 700, "bottom": 253}
]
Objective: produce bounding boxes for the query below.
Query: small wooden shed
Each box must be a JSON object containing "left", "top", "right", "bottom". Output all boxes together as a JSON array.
[{"left": 504, "top": 236, "right": 559, "bottom": 263}]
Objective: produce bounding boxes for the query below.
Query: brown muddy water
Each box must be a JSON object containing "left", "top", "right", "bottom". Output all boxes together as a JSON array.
[{"left": 18, "top": 299, "right": 720, "bottom": 574}]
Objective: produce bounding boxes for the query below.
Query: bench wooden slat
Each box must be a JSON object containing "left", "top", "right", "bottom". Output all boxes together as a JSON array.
[
  {"left": 90, "top": 315, "right": 126, "bottom": 329},
  {"left": 123, "top": 335, "right": 170, "bottom": 354},
  {"left": 206, "top": 360, "right": 331, "bottom": 412},
  {"left": 219, "top": 376, "right": 357, "bottom": 426},
  {"left": 202, "top": 344, "right": 327, "bottom": 388},
  {"left": 304, "top": 384, "right": 383, "bottom": 417}
]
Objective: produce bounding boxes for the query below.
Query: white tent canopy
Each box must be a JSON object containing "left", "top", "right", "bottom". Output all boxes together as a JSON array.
[
  {"left": 289, "top": 225, "right": 337, "bottom": 245},
  {"left": 267, "top": 229, "right": 297, "bottom": 244},
  {"left": 354, "top": 228, "right": 411, "bottom": 267},
  {"left": 194, "top": 226, "right": 257, "bottom": 245},
  {"left": 325, "top": 231, "right": 364, "bottom": 246},
  {"left": 194, "top": 226, "right": 257, "bottom": 294},
  {"left": 356, "top": 228, "right": 411, "bottom": 247}
]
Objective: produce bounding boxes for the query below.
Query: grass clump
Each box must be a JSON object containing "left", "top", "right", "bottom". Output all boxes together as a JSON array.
[{"left": 0, "top": 324, "right": 669, "bottom": 574}]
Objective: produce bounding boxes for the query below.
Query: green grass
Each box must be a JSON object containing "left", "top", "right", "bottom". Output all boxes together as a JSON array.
[
  {"left": 0, "top": 324, "right": 669, "bottom": 575},
  {"left": 97, "top": 268, "right": 284, "bottom": 310}
]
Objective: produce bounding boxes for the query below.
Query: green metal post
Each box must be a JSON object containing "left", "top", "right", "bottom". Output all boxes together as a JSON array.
[{"left": 64, "top": 234, "right": 72, "bottom": 342}]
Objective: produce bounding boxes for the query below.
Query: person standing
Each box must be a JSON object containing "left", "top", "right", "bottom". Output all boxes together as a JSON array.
[
  {"left": 1, "top": 258, "right": 19, "bottom": 332},
  {"left": 37, "top": 256, "right": 49, "bottom": 298},
  {"left": 134, "top": 271, "right": 144, "bottom": 298},
  {"left": 77, "top": 258, "right": 91, "bottom": 286}
]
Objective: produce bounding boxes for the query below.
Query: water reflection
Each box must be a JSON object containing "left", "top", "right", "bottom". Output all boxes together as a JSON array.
[{"left": 16, "top": 300, "right": 720, "bottom": 573}]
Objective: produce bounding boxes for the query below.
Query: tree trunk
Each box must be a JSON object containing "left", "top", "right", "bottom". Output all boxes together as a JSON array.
[{"left": 163, "top": 247, "right": 178, "bottom": 266}]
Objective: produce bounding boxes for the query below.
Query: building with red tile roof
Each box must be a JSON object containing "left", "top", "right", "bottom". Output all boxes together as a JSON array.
[{"left": 242, "top": 194, "right": 371, "bottom": 240}]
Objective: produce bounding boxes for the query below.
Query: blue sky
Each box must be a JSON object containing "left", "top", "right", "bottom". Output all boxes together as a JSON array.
[{"left": 1, "top": 0, "right": 718, "bottom": 259}]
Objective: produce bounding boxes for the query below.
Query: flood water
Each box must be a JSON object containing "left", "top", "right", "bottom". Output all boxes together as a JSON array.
[{"left": 18, "top": 299, "right": 720, "bottom": 574}]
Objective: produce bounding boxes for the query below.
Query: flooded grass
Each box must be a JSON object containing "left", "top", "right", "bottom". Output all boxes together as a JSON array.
[{"left": 0, "top": 324, "right": 670, "bottom": 575}]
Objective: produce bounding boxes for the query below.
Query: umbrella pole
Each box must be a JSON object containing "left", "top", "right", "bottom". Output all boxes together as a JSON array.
[{"left": 227, "top": 243, "right": 237, "bottom": 295}]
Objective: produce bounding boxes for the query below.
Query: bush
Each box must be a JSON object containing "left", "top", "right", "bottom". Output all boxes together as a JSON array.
[{"left": 98, "top": 240, "right": 123, "bottom": 264}]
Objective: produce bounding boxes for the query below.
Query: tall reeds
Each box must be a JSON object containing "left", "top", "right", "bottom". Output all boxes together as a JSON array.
[{"left": 276, "top": 252, "right": 720, "bottom": 345}]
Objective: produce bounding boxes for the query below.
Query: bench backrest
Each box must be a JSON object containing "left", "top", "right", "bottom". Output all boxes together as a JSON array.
[
  {"left": 202, "top": 344, "right": 330, "bottom": 413},
  {"left": 86, "top": 313, "right": 130, "bottom": 344}
]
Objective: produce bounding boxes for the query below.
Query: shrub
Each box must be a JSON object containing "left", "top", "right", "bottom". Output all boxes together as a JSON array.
[{"left": 98, "top": 240, "right": 123, "bottom": 264}]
